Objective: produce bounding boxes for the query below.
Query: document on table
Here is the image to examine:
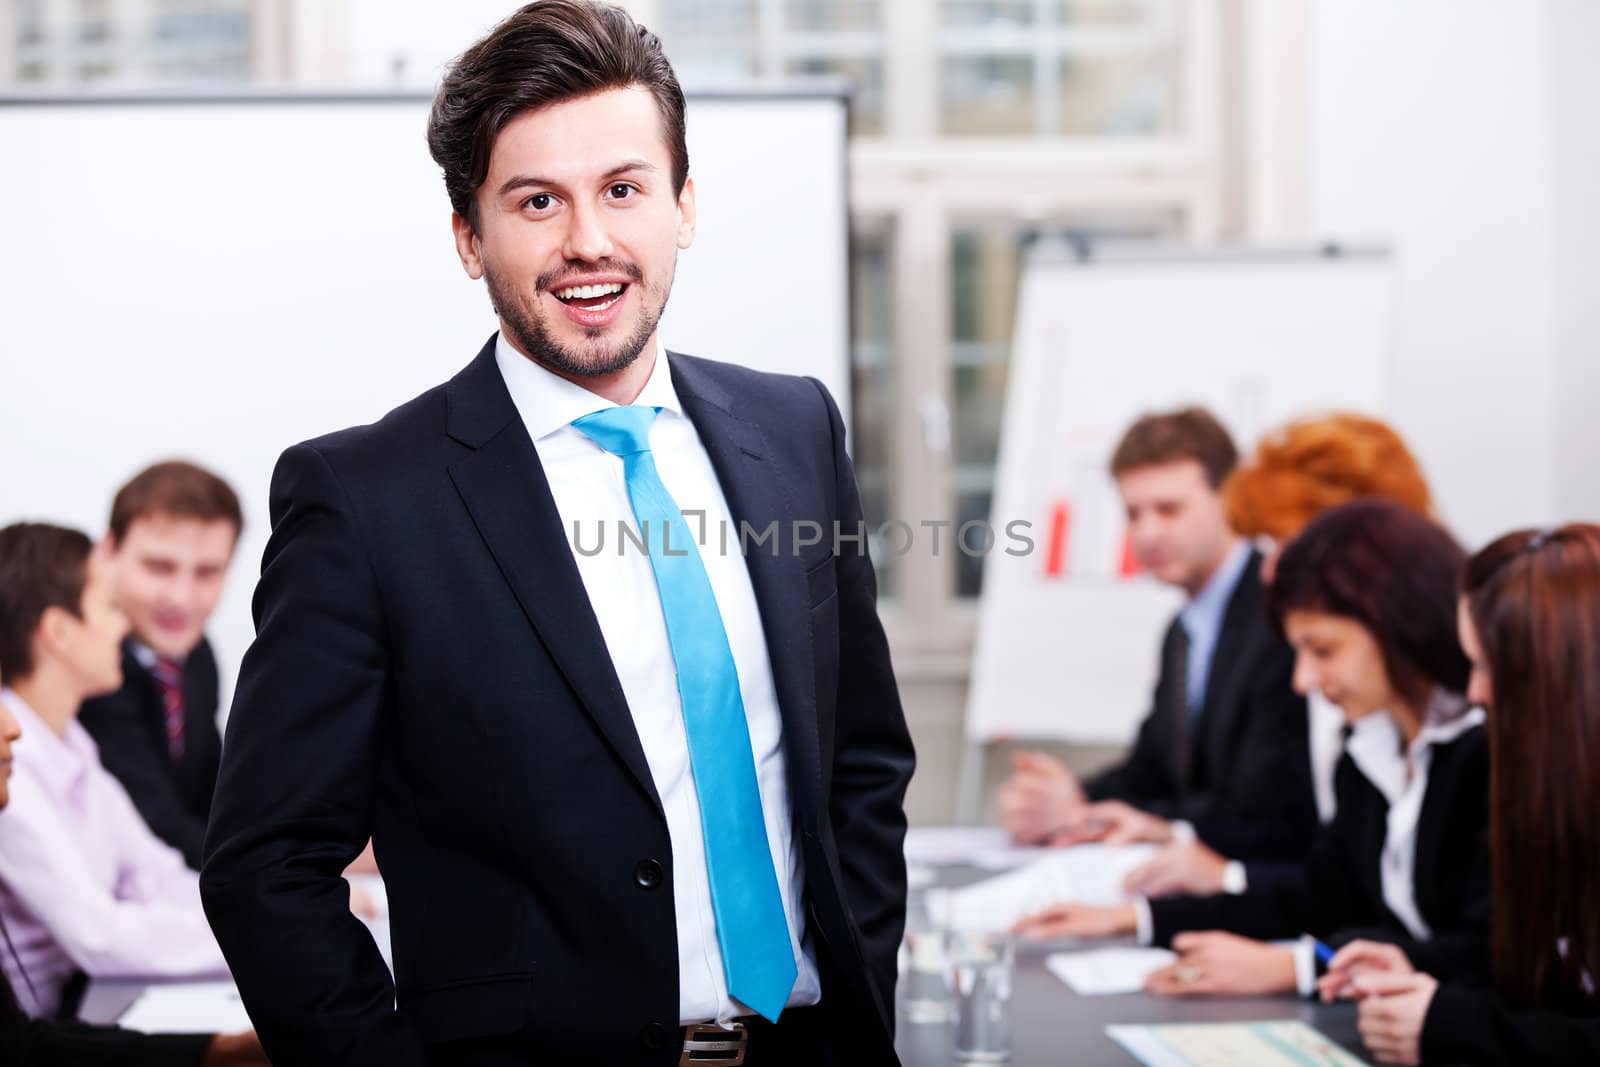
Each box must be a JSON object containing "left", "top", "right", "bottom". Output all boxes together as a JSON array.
[
  {"left": 1108, "top": 1021, "right": 1370, "bottom": 1067},
  {"left": 1045, "top": 947, "right": 1175, "bottom": 995},
  {"left": 903, "top": 826, "right": 1047, "bottom": 870},
  {"left": 923, "top": 844, "right": 1156, "bottom": 931},
  {"left": 118, "top": 981, "right": 253, "bottom": 1034}
]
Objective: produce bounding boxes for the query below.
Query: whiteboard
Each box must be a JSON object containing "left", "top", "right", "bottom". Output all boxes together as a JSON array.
[
  {"left": 967, "top": 242, "right": 1393, "bottom": 745},
  {"left": 0, "top": 90, "right": 848, "bottom": 703}
]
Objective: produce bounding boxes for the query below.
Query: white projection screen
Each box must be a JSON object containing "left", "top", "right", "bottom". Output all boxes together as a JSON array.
[{"left": 0, "top": 89, "right": 850, "bottom": 703}]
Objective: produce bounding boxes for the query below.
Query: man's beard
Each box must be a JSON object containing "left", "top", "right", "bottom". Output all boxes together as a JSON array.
[{"left": 484, "top": 257, "right": 670, "bottom": 379}]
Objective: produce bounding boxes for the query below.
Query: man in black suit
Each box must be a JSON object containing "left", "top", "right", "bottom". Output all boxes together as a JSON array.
[
  {"left": 78, "top": 461, "right": 239, "bottom": 870},
  {"left": 999, "top": 408, "right": 1316, "bottom": 873},
  {"left": 199, "top": 4, "right": 914, "bottom": 1065}
]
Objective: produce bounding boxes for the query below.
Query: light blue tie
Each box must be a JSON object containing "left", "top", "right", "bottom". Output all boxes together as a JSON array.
[{"left": 571, "top": 404, "right": 798, "bottom": 1022}]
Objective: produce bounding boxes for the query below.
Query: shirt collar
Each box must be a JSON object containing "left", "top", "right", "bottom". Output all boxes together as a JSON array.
[
  {"left": 494, "top": 332, "right": 684, "bottom": 443},
  {"left": 1345, "top": 689, "right": 1483, "bottom": 803},
  {"left": 126, "top": 636, "right": 186, "bottom": 670},
  {"left": 1179, "top": 539, "right": 1252, "bottom": 636},
  {"left": 0, "top": 687, "right": 96, "bottom": 801}
]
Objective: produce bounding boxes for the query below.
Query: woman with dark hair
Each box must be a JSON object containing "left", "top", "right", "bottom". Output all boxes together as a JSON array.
[
  {"left": 1013, "top": 500, "right": 1491, "bottom": 999},
  {"left": 1323, "top": 525, "right": 1600, "bottom": 1065}
]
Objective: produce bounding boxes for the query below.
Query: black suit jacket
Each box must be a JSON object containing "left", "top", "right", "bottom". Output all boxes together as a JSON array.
[
  {"left": 0, "top": 968, "right": 208, "bottom": 1067},
  {"left": 199, "top": 339, "right": 915, "bottom": 1066},
  {"left": 1150, "top": 724, "right": 1491, "bottom": 980},
  {"left": 1084, "top": 551, "right": 1317, "bottom": 862},
  {"left": 1422, "top": 976, "right": 1600, "bottom": 1066},
  {"left": 79, "top": 639, "right": 224, "bottom": 869}
]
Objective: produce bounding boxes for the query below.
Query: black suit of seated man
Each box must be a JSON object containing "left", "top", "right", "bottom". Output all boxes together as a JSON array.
[{"left": 77, "top": 461, "right": 241, "bottom": 872}]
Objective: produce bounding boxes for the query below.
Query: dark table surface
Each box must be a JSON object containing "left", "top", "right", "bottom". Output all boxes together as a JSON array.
[{"left": 894, "top": 863, "right": 1368, "bottom": 1066}]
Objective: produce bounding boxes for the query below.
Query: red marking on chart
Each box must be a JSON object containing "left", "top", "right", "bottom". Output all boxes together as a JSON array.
[
  {"left": 1118, "top": 533, "right": 1141, "bottom": 577},
  {"left": 1042, "top": 500, "right": 1071, "bottom": 578}
]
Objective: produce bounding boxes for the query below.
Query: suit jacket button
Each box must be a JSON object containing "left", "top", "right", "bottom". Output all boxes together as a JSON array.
[
  {"left": 641, "top": 1021, "right": 669, "bottom": 1049},
  {"left": 634, "top": 859, "right": 664, "bottom": 889}
]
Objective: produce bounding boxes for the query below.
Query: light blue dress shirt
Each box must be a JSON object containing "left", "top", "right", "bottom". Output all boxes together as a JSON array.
[{"left": 1176, "top": 539, "right": 1254, "bottom": 720}]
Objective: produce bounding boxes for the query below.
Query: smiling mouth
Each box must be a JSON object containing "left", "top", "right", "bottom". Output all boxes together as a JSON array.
[{"left": 551, "top": 281, "right": 628, "bottom": 312}]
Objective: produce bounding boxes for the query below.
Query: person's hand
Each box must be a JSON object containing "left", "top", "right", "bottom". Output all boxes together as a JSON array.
[
  {"left": 347, "top": 878, "right": 379, "bottom": 920},
  {"left": 1122, "top": 839, "right": 1229, "bottom": 897},
  {"left": 1010, "top": 902, "right": 1136, "bottom": 941},
  {"left": 1318, "top": 939, "right": 1415, "bottom": 1003},
  {"left": 1144, "top": 932, "right": 1297, "bottom": 997},
  {"left": 201, "top": 1030, "right": 270, "bottom": 1066},
  {"left": 1355, "top": 972, "right": 1438, "bottom": 1066},
  {"left": 1049, "top": 800, "right": 1173, "bottom": 848},
  {"left": 996, "top": 750, "right": 1086, "bottom": 845}
]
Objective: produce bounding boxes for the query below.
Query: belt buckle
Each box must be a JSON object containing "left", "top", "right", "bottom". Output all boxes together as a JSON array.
[{"left": 680, "top": 1021, "right": 748, "bottom": 1065}]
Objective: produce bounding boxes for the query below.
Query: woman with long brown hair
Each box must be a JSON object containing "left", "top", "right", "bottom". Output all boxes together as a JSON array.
[{"left": 1325, "top": 525, "right": 1600, "bottom": 1064}]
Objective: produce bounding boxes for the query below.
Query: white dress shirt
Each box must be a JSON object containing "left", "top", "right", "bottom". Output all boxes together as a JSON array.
[
  {"left": 493, "top": 334, "right": 821, "bottom": 1025},
  {"left": 1343, "top": 689, "right": 1483, "bottom": 943}
]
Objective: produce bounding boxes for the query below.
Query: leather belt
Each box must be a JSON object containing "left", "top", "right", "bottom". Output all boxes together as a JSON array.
[{"left": 680, "top": 1020, "right": 747, "bottom": 1065}]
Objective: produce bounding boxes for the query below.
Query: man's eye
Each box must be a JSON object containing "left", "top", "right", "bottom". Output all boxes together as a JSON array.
[
  {"left": 526, "top": 193, "right": 553, "bottom": 210},
  {"left": 609, "top": 184, "right": 633, "bottom": 199}
]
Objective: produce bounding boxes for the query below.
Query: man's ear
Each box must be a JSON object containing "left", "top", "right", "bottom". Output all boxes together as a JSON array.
[
  {"left": 675, "top": 176, "right": 697, "bottom": 250},
  {"left": 33, "top": 605, "right": 75, "bottom": 665},
  {"left": 452, "top": 212, "right": 485, "bottom": 280}
]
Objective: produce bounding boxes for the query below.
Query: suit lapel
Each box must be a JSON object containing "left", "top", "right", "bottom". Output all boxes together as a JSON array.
[
  {"left": 669, "top": 354, "right": 824, "bottom": 832},
  {"left": 1194, "top": 550, "right": 1264, "bottom": 766},
  {"left": 444, "top": 339, "right": 662, "bottom": 815}
]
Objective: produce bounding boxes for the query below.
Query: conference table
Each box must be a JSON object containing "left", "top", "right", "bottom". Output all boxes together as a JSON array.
[
  {"left": 893, "top": 861, "right": 1367, "bottom": 1066},
  {"left": 81, "top": 852, "right": 1371, "bottom": 1066}
]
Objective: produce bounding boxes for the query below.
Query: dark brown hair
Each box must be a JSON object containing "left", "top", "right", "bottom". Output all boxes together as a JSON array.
[
  {"left": 1109, "top": 407, "right": 1238, "bottom": 489},
  {"left": 426, "top": 0, "right": 689, "bottom": 228},
  {"left": 1464, "top": 524, "right": 1600, "bottom": 1007},
  {"left": 108, "top": 460, "right": 242, "bottom": 545},
  {"left": 1267, "top": 499, "right": 1469, "bottom": 707},
  {"left": 1223, "top": 413, "right": 1432, "bottom": 542},
  {"left": 0, "top": 523, "right": 93, "bottom": 682}
]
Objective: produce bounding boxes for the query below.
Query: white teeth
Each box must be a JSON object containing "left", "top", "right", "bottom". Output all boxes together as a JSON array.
[{"left": 555, "top": 282, "right": 624, "bottom": 300}]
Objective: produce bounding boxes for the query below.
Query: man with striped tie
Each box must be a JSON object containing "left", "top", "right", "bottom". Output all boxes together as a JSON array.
[
  {"left": 79, "top": 461, "right": 241, "bottom": 871},
  {"left": 198, "top": 3, "right": 915, "bottom": 1065}
]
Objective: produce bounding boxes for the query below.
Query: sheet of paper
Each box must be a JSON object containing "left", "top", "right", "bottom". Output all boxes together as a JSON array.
[
  {"left": 923, "top": 844, "right": 1155, "bottom": 931},
  {"left": 118, "top": 981, "right": 253, "bottom": 1034},
  {"left": 1108, "top": 1021, "right": 1370, "bottom": 1067},
  {"left": 1045, "top": 947, "right": 1175, "bottom": 995},
  {"left": 904, "top": 826, "right": 1044, "bottom": 869}
]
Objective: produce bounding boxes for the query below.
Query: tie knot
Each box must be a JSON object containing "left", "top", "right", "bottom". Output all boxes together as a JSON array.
[
  {"left": 571, "top": 405, "right": 660, "bottom": 457},
  {"left": 152, "top": 657, "right": 183, "bottom": 686}
]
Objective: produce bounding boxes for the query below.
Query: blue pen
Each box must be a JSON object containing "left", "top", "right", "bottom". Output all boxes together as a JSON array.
[{"left": 1313, "top": 939, "right": 1336, "bottom": 967}]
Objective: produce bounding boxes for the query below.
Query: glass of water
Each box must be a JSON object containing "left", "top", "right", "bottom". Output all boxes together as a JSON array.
[
  {"left": 951, "top": 930, "right": 1015, "bottom": 1063},
  {"left": 900, "top": 892, "right": 956, "bottom": 1024}
]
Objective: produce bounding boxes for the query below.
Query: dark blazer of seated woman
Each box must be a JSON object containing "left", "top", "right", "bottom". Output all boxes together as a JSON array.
[{"left": 1148, "top": 702, "right": 1490, "bottom": 982}]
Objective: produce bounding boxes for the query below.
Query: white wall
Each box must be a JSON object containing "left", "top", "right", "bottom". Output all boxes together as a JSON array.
[
  {"left": 1306, "top": 0, "right": 1561, "bottom": 546},
  {"left": 1548, "top": 0, "right": 1600, "bottom": 523}
]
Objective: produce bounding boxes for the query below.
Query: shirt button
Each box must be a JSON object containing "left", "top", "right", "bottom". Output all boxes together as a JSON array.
[
  {"left": 634, "top": 858, "right": 664, "bottom": 889},
  {"left": 641, "top": 1021, "right": 669, "bottom": 1049}
]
